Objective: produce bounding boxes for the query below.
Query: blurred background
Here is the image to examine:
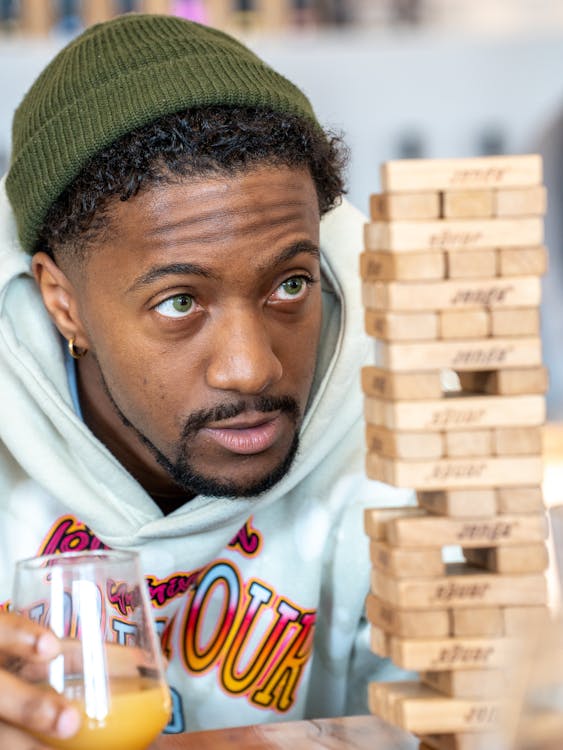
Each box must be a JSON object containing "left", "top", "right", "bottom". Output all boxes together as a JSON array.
[{"left": 2, "top": 0, "right": 563, "bottom": 417}]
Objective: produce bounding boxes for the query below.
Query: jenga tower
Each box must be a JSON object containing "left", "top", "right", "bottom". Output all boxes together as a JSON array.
[{"left": 361, "top": 155, "right": 549, "bottom": 750}]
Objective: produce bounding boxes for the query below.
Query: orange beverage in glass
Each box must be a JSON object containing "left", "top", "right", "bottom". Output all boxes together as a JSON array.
[
  {"left": 36, "top": 676, "right": 171, "bottom": 750},
  {"left": 13, "top": 551, "right": 171, "bottom": 750}
]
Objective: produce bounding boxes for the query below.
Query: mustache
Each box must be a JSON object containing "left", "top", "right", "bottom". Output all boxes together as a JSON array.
[{"left": 181, "top": 395, "right": 300, "bottom": 438}]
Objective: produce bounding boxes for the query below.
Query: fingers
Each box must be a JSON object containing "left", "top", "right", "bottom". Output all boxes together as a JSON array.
[
  {"left": 54, "top": 639, "right": 145, "bottom": 677},
  {"left": 0, "top": 720, "right": 56, "bottom": 750},
  {"left": 0, "top": 669, "right": 80, "bottom": 741},
  {"left": 0, "top": 615, "right": 80, "bottom": 744},
  {"left": 0, "top": 614, "right": 59, "bottom": 666}
]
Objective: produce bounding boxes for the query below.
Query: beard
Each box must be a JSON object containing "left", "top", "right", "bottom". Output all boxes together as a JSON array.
[
  {"left": 158, "top": 419, "right": 300, "bottom": 498},
  {"left": 96, "top": 362, "right": 301, "bottom": 499}
]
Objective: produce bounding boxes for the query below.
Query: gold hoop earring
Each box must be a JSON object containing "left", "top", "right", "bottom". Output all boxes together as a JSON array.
[{"left": 68, "top": 336, "right": 87, "bottom": 360}]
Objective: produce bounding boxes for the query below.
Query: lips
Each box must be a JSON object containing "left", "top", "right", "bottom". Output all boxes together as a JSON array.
[{"left": 200, "top": 412, "right": 284, "bottom": 455}]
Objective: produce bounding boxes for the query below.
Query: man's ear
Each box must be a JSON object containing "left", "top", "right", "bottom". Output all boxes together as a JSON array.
[{"left": 31, "top": 251, "right": 90, "bottom": 351}]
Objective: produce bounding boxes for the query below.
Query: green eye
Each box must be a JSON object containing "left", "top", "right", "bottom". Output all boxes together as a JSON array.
[
  {"left": 172, "top": 295, "right": 192, "bottom": 312},
  {"left": 155, "top": 294, "right": 194, "bottom": 318},
  {"left": 281, "top": 278, "right": 305, "bottom": 296}
]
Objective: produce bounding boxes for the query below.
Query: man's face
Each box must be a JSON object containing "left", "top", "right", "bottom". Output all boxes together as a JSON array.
[{"left": 70, "top": 165, "right": 322, "bottom": 499}]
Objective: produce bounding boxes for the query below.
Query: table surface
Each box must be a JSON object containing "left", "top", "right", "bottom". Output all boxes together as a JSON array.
[{"left": 152, "top": 715, "right": 418, "bottom": 749}]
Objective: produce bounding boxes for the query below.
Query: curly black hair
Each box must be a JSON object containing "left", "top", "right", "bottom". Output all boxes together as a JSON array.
[{"left": 36, "top": 106, "right": 348, "bottom": 260}]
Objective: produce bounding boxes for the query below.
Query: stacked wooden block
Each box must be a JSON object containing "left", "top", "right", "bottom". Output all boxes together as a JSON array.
[{"left": 361, "top": 155, "right": 550, "bottom": 750}]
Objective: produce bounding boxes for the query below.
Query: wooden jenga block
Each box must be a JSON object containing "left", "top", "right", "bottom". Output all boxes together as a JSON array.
[
  {"left": 498, "top": 245, "right": 547, "bottom": 276},
  {"left": 362, "top": 276, "right": 541, "bottom": 312},
  {"left": 369, "top": 680, "right": 428, "bottom": 723},
  {"left": 386, "top": 686, "right": 440, "bottom": 730},
  {"left": 493, "top": 426, "right": 543, "bottom": 455},
  {"left": 496, "top": 486, "right": 544, "bottom": 514},
  {"left": 502, "top": 605, "right": 549, "bottom": 636},
  {"left": 374, "top": 336, "right": 542, "bottom": 373},
  {"left": 422, "top": 668, "right": 504, "bottom": 698},
  {"left": 366, "top": 594, "right": 450, "bottom": 637},
  {"left": 376, "top": 682, "right": 440, "bottom": 726},
  {"left": 365, "top": 310, "right": 438, "bottom": 341},
  {"left": 365, "top": 424, "right": 443, "bottom": 459},
  {"left": 370, "top": 624, "right": 391, "bottom": 657},
  {"left": 490, "top": 308, "right": 540, "bottom": 337},
  {"left": 364, "top": 218, "right": 543, "bottom": 253},
  {"left": 390, "top": 635, "right": 514, "bottom": 672},
  {"left": 371, "top": 566, "right": 548, "bottom": 609},
  {"left": 420, "top": 732, "right": 502, "bottom": 750},
  {"left": 393, "top": 686, "right": 501, "bottom": 734},
  {"left": 20, "top": 0, "right": 54, "bottom": 33},
  {"left": 368, "top": 680, "right": 388, "bottom": 719},
  {"left": 360, "top": 250, "right": 445, "bottom": 281},
  {"left": 495, "top": 185, "right": 547, "bottom": 216},
  {"left": 383, "top": 513, "right": 547, "bottom": 548},
  {"left": 449, "top": 607, "right": 504, "bottom": 637},
  {"left": 364, "top": 394, "right": 545, "bottom": 432},
  {"left": 364, "top": 506, "right": 425, "bottom": 541},
  {"left": 439, "top": 311, "right": 489, "bottom": 340},
  {"left": 361, "top": 367, "right": 443, "bottom": 400},
  {"left": 370, "top": 192, "right": 441, "bottom": 220},
  {"left": 463, "top": 544, "right": 549, "bottom": 574},
  {"left": 417, "top": 489, "right": 497, "bottom": 518},
  {"left": 489, "top": 367, "right": 548, "bottom": 395},
  {"left": 458, "top": 367, "right": 548, "bottom": 396},
  {"left": 443, "top": 430, "right": 492, "bottom": 457},
  {"left": 380, "top": 155, "right": 542, "bottom": 192},
  {"left": 442, "top": 190, "right": 494, "bottom": 219},
  {"left": 406, "top": 697, "right": 501, "bottom": 735},
  {"left": 367, "top": 454, "right": 543, "bottom": 491},
  {"left": 370, "top": 540, "right": 445, "bottom": 577},
  {"left": 445, "top": 249, "right": 497, "bottom": 279}
]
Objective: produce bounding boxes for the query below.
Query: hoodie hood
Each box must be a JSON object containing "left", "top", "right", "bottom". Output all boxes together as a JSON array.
[{"left": 0, "top": 175, "right": 369, "bottom": 559}]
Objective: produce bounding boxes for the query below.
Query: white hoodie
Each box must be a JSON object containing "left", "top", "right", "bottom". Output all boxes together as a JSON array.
[{"left": 0, "top": 176, "right": 408, "bottom": 732}]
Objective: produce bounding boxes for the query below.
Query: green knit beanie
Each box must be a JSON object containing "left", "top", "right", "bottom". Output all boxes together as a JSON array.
[{"left": 6, "top": 13, "right": 318, "bottom": 253}]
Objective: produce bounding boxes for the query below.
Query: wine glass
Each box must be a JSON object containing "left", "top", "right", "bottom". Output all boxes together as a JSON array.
[{"left": 12, "top": 550, "right": 171, "bottom": 750}]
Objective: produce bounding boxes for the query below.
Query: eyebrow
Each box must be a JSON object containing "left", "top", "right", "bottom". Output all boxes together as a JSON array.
[
  {"left": 256, "top": 241, "right": 320, "bottom": 273},
  {"left": 127, "top": 241, "right": 320, "bottom": 294},
  {"left": 127, "top": 262, "right": 219, "bottom": 293}
]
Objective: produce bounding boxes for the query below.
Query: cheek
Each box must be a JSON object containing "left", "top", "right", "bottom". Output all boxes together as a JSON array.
[
  {"left": 90, "top": 325, "right": 198, "bottom": 432},
  {"left": 276, "top": 301, "right": 323, "bottom": 394}
]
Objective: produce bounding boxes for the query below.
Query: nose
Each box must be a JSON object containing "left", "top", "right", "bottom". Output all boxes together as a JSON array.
[{"left": 206, "top": 307, "right": 283, "bottom": 395}]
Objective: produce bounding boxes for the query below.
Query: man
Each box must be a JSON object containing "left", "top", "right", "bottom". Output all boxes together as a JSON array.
[{"left": 0, "top": 13, "right": 404, "bottom": 746}]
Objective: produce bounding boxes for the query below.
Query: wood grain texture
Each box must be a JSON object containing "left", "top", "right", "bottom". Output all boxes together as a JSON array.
[
  {"left": 152, "top": 714, "right": 418, "bottom": 749},
  {"left": 366, "top": 453, "right": 543, "bottom": 490},
  {"left": 374, "top": 336, "right": 542, "bottom": 373},
  {"left": 364, "top": 217, "right": 543, "bottom": 253},
  {"left": 380, "top": 155, "right": 542, "bottom": 192},
  {"left": 371, "top": 566, "right": 548, "bottom": 609},
  {"left": 370, "top": 191, "right": 441, "bottom": 220},
  {"left": 362, "top": 276, "right": 541, "bottom": 312},
  {"left": 360, "top": 251, "right": 445, "bottom": 281},
  {"left": 445, "top": 249, "right": 497, "bottom": 279},
  {"left": 364, "top": 394, "right": 546, "bottom": 432}
]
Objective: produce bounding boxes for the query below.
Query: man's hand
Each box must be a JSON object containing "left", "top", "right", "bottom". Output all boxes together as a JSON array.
[{"left": 0, "top": 612, "right": 81, "bottom": 748}]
